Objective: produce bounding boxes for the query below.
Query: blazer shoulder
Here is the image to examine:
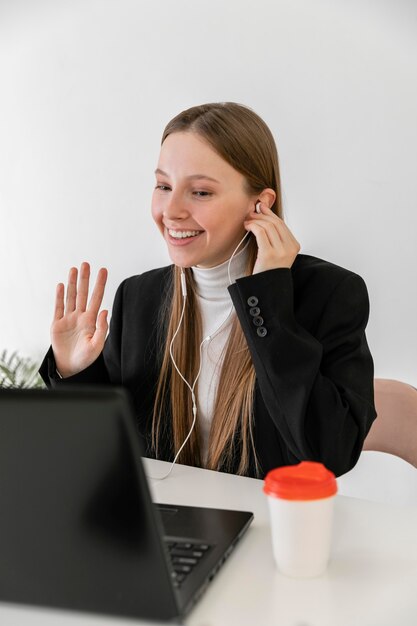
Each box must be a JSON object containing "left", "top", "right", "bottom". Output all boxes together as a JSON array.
[
  {"left": 121, "top": 264, "right": 173, "bottom": 291},
  {"left": 289, "top": 254, "right": 370, "bottom": 336},
  {"left": 111, "top": 265, "right": 174, "bottom": 314},
  {"left": 292, "top": 254, "right": 366, "bottom": 289}
]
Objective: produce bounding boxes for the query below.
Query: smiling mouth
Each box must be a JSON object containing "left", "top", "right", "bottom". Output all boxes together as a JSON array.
[{"left": 167, "top": 229, "right": 203, "bottom": 239}]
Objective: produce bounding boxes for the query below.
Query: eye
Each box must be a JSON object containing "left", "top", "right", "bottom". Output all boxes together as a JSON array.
[
  {"left": 155, "top": 184, "right": 171, "bottom": 191},
  {"left": 193, "top": 190, "right": 212, "bottom": 197}
]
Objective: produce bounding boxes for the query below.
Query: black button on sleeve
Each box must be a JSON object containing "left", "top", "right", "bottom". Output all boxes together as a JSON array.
[
  {"left": 256, "top": 327, "right": 267, "bottom": 337},
  {"left": 249, "top": 306, "right": 260, "bottom": 317},
  {"left": 247, "top": 296, "right": 258, "bottom": 307},
  {"left": 253, "top": 316, "right": 264, "bottom": 327}
]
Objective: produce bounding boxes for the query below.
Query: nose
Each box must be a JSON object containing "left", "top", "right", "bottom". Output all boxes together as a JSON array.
[{"left": 162, "top": 190, "right": 189, "bottom": 221}]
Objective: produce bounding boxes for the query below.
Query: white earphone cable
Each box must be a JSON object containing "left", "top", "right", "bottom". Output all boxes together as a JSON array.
[{"left": 147, "top": 228, "right": 251, "bottom": 480}]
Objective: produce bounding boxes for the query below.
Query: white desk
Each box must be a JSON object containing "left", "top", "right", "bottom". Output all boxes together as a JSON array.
[{"left": 1, "top": 458, "right": 417, "bottom": 626}]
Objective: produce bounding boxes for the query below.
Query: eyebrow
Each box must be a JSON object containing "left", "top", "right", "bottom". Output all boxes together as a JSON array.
[{"left": 154, "top": 168, "right": 220, "bottom": 184}]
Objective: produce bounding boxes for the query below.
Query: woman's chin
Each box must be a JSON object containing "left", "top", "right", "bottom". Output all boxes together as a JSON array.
[
  {"left": 167, "top": 249, "right": 197, "bottom": 268},
  {"left": 164, "top": 231, "right": 206, "bottom": 267}
]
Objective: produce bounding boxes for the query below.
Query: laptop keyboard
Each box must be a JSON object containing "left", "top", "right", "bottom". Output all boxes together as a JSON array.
[{"left": 164, "top": 540, "right": 211, "bottom": 588}]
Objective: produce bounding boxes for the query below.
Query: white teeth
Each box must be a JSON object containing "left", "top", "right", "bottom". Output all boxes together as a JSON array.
[{"left": 168, "top": 229, "right": 201, "bottom": 239}]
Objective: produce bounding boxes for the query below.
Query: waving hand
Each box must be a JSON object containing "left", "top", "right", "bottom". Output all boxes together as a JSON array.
[{"left": 51, "top": 262, "right": 108, "bottom": 378}]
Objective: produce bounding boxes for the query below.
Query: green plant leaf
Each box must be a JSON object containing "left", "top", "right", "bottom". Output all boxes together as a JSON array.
[{"left": 0, "top": 350, "right": 45, "bottom": 389}]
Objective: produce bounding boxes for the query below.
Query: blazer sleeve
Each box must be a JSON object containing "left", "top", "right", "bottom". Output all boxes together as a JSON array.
[
  {"left": 39, "top": 279, "right": 127, "bottom": 388},
  {"left": 228, "top": 267, "right": 376, "bottom": 476}
]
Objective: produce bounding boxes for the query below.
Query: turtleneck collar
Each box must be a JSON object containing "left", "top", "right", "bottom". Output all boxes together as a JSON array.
[{"left": 191, "top": 242, "right": 250, "bottom": 300}]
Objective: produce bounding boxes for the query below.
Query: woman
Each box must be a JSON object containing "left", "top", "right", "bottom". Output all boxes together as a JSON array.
[{"left": 40, "top": 102, "right": 376, "bottom": 478}]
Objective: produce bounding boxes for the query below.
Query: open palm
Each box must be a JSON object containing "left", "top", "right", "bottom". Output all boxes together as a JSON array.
[{"left": 51, "top": 262, "right": 108, "bottom": 378}]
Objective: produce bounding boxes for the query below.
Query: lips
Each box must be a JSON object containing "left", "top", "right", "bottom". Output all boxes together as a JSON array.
[
  {"left": 168, "top": 229, "right": 202, "bottom": 239},
  {"left": 166, "top": 228, "right": 204, "bottom": 246}
]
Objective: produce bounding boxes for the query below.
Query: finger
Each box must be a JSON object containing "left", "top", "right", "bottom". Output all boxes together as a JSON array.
[
  {"left": 272, "top": 216, "right": 299, "bottom": 246},
  {"left": 65, "top": 267, "right": 78, "bottom": 313},
  {"left": 87, "top": 267, "right": 108, "bottom": 317},
  {"left": 258, "top": 204, "right": 298, "bottom": 241},
  {"left": 245, "top": 219, "right": 282, "bottom": 250},
  {"left": 91, "top": 310, "right": 109, "bottom": 350},
  {"left": 76, "top": 262, "right": 91, "bottom": 312},
  {"left": 249, "top": 210, "right": 297, "bottom": 247},
  {"left": 53, "top": 283, "right": 65, "bottom": 321},
  {"left": 245, "top": 221, "right": 275, "bottom": 249},
  {"left": 246, "top": 220, "right": 299, "bottom": 271}
]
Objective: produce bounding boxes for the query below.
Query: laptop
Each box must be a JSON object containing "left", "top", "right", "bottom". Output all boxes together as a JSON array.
[{"left": 0, "top": 387, "right": 253, "bottom": 622}]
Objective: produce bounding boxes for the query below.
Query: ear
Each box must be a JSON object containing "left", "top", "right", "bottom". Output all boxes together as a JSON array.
[{"left": 257, "top": 188, "right": 276, "bottom": 210}]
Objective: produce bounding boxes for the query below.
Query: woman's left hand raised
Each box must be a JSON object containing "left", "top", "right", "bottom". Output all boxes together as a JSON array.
[{"left": 244, "top": 203, "right": 301, "bottom": 274}]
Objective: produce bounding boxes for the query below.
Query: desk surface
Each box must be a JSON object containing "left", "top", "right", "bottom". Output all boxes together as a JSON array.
[{"left": 1, "top": 458, "right": 417, "bottom": 626}]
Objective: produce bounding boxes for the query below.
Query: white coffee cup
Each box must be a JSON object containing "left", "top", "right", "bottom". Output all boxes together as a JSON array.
[{"left": 263, "top": 461, "right": 337, "bottom": 578}]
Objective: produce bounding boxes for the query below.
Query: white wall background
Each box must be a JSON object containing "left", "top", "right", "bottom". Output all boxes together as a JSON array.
[{"left": 0, "top": 0, "right": 416, "bottom": 384}]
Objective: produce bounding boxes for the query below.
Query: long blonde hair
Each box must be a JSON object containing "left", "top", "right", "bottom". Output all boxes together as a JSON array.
[{"left": 152, "top": 103, "right": 283, "bottom": 476}]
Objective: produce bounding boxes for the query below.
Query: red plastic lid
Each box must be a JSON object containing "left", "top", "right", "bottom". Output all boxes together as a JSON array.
[{"left": 263, "top": 461, "right": 337, "bottom": 501}]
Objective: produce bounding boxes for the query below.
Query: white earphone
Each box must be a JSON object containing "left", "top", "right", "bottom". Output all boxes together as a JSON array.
[{"left": 149, "top": 201, "right": 261, "bottom": 480}]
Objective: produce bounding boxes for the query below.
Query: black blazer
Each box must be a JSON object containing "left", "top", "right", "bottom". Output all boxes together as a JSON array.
[{"left": 40, "top": 254, "right": 376, "bottom": 478}]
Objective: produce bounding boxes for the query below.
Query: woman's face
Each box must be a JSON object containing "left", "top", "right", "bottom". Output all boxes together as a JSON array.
[{"left": 151, "top": 131, "right": 257, "bottom": 268}]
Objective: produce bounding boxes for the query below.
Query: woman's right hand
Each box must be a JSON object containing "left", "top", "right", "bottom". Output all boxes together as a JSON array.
[{"left": 51, "top": 262, "right": 109, "bottom": 378}]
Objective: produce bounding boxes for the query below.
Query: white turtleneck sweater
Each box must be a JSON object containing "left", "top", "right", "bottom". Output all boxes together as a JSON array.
[{"left": 191, "top": 243, "right": 249, "bottom": 465}]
